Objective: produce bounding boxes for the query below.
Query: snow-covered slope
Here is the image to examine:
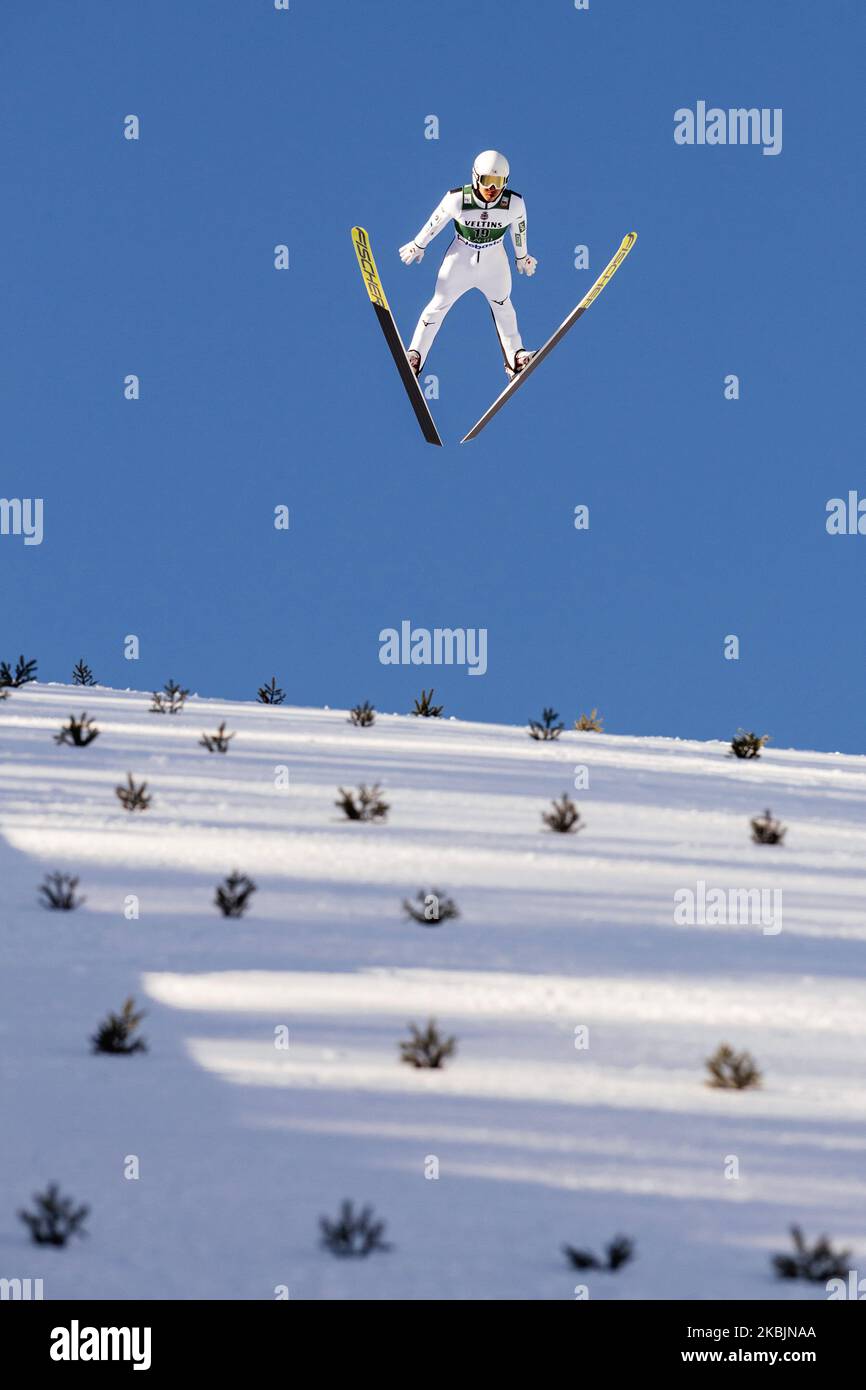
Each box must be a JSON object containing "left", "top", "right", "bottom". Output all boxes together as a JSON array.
[{"left": 2, "top": 684, "right": 865, "bottom": 1300}]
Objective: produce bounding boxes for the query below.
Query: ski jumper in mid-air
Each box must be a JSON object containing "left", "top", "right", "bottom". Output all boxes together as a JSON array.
[{"left": 399, "top": 150, "right": 538, "bottom": 379}]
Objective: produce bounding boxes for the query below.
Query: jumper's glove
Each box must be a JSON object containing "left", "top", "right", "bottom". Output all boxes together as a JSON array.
[
  {"left": 399, "top": 241, "right": 425, "bottom": 265},
  {"left": 516, "top": 254, "right": 538, "bottom": 276}
]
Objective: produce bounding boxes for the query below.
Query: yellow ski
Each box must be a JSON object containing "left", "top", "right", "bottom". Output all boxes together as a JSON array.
[
  {"left": 351, "top": 226, "right": 442, "bottom": 446},
  {"left": 461, "top": 231, "right": 637, "bottom": 443}
]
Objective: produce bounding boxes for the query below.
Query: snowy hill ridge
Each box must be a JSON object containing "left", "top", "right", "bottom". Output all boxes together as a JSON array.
[{"left": 2, "top": 683, "right": 865, "bottom": 1300}]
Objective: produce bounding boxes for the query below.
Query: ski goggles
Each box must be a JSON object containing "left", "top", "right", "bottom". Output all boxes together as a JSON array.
[{"left": 477, "top": 173, "right": 506, "bottom": 190}]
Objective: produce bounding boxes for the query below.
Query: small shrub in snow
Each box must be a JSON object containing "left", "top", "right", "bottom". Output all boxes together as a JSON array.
[
  {"left": 574, "top": 708, "right": 604, "bottom": 732},
  {"left": 336, "top": 784, "right": 389, "bottom": 823},
  {"left": 115, "top": 773, "right": 151, "bottom": 812},
  {"left": 348, "top": 701, "right": 376, "bottom": 727},
  {"left": 0, "top": 654, "right": 37, "bottom": 688},
  {"left": 320, "top": 1201, "right": 390, "bottom": 1258},
  {"left": 399, "top": 1019, "right": 456, "bottom": 1070},
  {"left": 528, "top": 707, "right": 564, "bottom": 741},
  {"left": 705, "top": 1043, "right": 761, "bottom": 1091},
  {"left": 412, "top": 688, "right": 443, "bottom": 718},
  {"left": 563, "top": 1235, "right": 635, "bottom": 1272},
  {"left": 19, "top": 1184, "right": 89, "bottom": 1247},
  {"left": 38, "top": 872, "right": 84, "bottom": 911},
  {"left": 71, "top": 658, "right": 97, "bottom": 687},
  {"left": 200, "top": 721, "right": 234, "bottom": 753},
  {"left": 150, "top": 679, "right": 188, "bottom": 715},
  {"left": 257, "top": 676, "right": 285, "bottom": 705},
  {"left": 772, "top": 1226, "right": 851, "bottom": 1283},
  {"left": 0, "top": 689, "right": 8, "bottom": 701},
  {"left": 402, "top": 889, "right": 460, "bottom": 925},
  {"left": 54, "top": 712, "right": 99, "bottom": 747},
  {"left": 542, "top": 794, "right": 582, "bottom": 834},
  {"left": 605, "top": 1235, "right": 635, "bottom": 1270},
  {"left": 751, "top": 808, "right": 786, "bottom": 845},
  {"left": 215, "top": 871, "right": 256, "bottom": 918},
  {"left": 91, "top": 998, "right": 147, "bottom": 1055},
  {"left": 731, "top": 729, "right": 769, "bottom": 759}
]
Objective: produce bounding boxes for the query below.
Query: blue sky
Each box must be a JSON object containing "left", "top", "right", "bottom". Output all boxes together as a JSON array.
[{"left": 1, "top": 0, "right": 863, "bottom": 751}]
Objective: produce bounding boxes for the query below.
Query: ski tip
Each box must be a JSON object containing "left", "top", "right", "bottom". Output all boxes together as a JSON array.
[{"left": 352, "top": 227, "right": 390, "bottom": 311}]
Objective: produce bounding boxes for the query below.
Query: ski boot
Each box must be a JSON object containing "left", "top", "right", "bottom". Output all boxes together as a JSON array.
[
  {"left": 506, "top": 349, "right": 535, "bottom": 380},
  {"left": 406, "top": 349, "right": 421, "bottom": 377}
]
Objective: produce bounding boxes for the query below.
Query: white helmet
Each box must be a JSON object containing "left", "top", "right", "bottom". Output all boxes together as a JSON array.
[{"left": 472, "top": 149, "right": 510, "bottom": 200}]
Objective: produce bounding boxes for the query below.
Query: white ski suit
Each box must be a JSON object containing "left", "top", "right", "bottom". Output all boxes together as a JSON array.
[{"left": 407, "top": 185, "right": 530, "bottom": 369}]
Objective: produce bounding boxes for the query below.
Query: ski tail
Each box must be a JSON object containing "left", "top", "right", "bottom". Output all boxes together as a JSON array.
[
  {"left": 460, "top": 231, "right": 637, "bottom": 442},
  {"left": 351, "top": 226, "right": 442, "bottom": 446}
]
